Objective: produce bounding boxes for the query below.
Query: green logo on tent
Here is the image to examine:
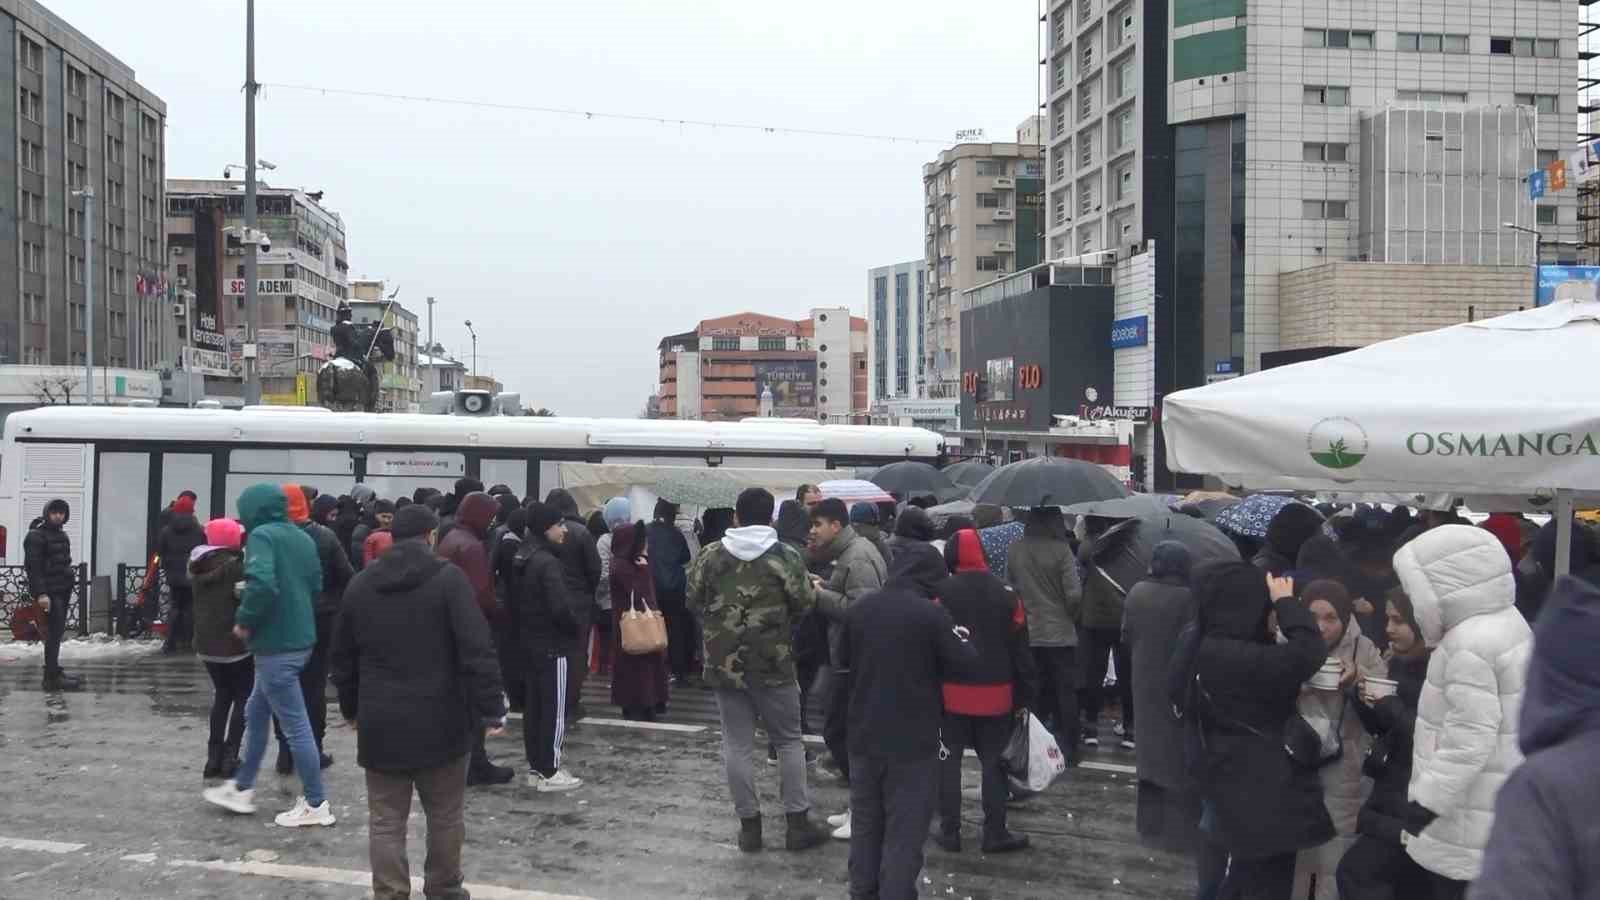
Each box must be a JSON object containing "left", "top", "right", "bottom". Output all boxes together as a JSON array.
[{"left": 1307, "top": 417, "right": 1369, "bottom": 470}]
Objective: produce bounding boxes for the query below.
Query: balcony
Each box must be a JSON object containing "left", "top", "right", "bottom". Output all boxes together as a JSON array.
[
  {"left": 993, "top": 208, "right": 1015, "bottom": 221},
  {"left": 995, "top": 240, "right": 1016, "bottom": 252},
  {"left": 993, "top": 176, "right": 1015, "bottom": 190}
]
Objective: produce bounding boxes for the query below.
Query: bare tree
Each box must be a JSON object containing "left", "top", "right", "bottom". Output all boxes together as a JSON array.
[
  {"left": 522, "top": 406, "right": 556, "bottom": 417},
  {"left": 30, "top": 375, "right": 76, "bottom": 405}
]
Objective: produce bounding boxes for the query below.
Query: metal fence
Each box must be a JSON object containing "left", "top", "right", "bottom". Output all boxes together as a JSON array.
[
  {"left": 0, "top": 563, "right": 88, "bottom": 637},
  {"left": 112, "top": 564, "right": 167, "bottom": 639}
]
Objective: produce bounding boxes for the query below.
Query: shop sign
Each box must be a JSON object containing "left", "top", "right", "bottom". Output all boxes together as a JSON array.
[
  {"left": 1079, "top": 404, "right": 1153, "bottom": 423},
  {"left": 1110, "top": 315, "right": 1148, "bottom": 349}
]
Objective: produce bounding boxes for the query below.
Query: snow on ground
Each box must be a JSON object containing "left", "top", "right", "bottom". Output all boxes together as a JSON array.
[{"left": 0, "top": 634, "right": 162, "bottom": 661}]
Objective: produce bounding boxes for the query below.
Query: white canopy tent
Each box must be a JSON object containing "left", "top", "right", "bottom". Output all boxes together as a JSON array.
[{"left": 1163, "top": 300, "right": 1600, "bottom": 574}]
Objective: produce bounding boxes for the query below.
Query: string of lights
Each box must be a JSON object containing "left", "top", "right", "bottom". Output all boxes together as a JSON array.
[{"left": 259, "top": 82, "right": 951, "bottom": 145}]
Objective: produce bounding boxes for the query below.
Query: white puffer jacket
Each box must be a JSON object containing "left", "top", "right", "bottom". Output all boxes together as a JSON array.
[{"left": 1393, "top": 525, "right": 1532, "bottom": 882}]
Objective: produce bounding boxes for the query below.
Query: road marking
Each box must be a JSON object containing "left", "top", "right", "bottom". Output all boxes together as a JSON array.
[
  {"left": 168, "top": 858, "right": 598, "bottom": 900},
  {"left": 0, "top": 837, "right": 86, "bottom": 854},
  {"left": 502, "top": 712, "right": 705, "bottom": 734},
  {"left": 1080, "top": 760, "right": 1137, "bottom": 776}
]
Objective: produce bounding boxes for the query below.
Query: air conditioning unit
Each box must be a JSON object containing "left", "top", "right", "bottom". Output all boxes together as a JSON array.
[
  {"left": 172, "top": 246, "right": 185, "bottom": 256},
  {"left": 172, "top": 302, "right": 186, "bottom": 317}
]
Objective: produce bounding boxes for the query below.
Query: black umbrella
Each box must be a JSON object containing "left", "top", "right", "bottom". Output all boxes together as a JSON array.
[
  {"left": 871, "top": 461, "right": 964, "bottom": 503},
  {"left": 942, "top": 459, "right": 996, "bottom": 490},
  {"left": 969, "top": 457, "right": 1129, "bottom": 508},
  {"left": 1063, "top": 494, "right": 1179, "bottom": 519},
  {"left": 1082, "top": 512, "right": 1240, "bottom": 597}
]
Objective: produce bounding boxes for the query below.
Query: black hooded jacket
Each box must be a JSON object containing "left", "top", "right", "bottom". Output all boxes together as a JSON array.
[
  {"left": 512, "top": 532, "right": 583, "bottom": 657},
  {"left": 1474, "top": 576, "right": 1600, "bottom": 900},
  {"left": 331, "top": 538, "right": 505, "bottom": 773},
  {"left": 23, "top": 499, "right": 74, "bottom": 596},
  {"left": 1350, "top": 650, "right": 1429, "bottom": 843},
  {"left": 156, "top": 512, "right": 206, "bottom": 589},
  {"left": 1253, "top": 503, "right": 1325, "bottom": 576},
  {"left": 840, "top": 541, "right": 978, "bottom": 761}
]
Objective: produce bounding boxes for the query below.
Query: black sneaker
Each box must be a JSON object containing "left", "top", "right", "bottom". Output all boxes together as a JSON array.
[
  {"left": 467, "top": 763, "right": 516, "bottom": 786},
  {"left": 982, "top": 831, "right": 1031, "bottom": 854},
  {"left": 319, "top": 752, "right": 335, "bottom": 769},
  {"left": 41, "top": 670, "right": 82, "bottom": 692},
  {"left": 1119, "top": 727, "right": 1136, "bottom": 751},
  {"left": 934, "top": 831, "right": 962, "bottom": 853},
  {"left": 1082, "top": 726, "right": 1100, "bottom": 747}
]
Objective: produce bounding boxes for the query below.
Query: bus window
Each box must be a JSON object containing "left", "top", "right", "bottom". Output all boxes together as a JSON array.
[
  {"left": 96, "top": 452, "right": 150, "bottom": 579},
  {"left": 161, "top": 453, "right": 214, "bottom": 521},
  {"left": 227, "top": 449, "right": 356, "bottom": 516},
  {"left": 364, "top": 450, "right": 465, "bottom": 505},
  {"left": 479, "top": 458, "right": 528, "bottom": 499}
]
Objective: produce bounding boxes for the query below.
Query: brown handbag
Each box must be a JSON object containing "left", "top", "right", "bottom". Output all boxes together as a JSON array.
[{"left": 619, "top": 592, "right": 668, "bottom": 655}]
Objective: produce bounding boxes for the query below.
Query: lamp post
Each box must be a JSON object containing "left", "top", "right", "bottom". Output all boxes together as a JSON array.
[
  {"left": 464, "top": 320, "right": 477, "bottom": 379},
  {"left": 1502, "top": 222, "right": 1583, "bottom": 308},
  {"left": 72, "top": 187, "right": 94, "bottom": 405}
]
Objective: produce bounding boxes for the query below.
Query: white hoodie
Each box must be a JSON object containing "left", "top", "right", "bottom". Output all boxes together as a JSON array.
[{"left": 721, "top": 525, "right": 778, "bottom": 562}]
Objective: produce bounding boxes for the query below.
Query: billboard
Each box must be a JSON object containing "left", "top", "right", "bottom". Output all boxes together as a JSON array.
[
  {"left": 182, "top": 346, "right": 231, "bottom": 377},
  {"left": 191, "top": 203, "right": 227, "bottom": 354},
  {"left": 752, "top": 360, "right": 816, "bottom": 417},
  {"left": 1536, "top": 265, "right": 1600, "bottom": 306},
  {"left": 985, "top": 357, "right": 1015, "bottom": 402}
]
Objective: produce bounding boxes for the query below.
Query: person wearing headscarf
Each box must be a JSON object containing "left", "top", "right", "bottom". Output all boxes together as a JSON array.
[
  {"left": 850, "top": 502, "right": 894, "bottom": 566},
  {"left": 933, "top": 529, "right": 1035, "bottom": 854},
  {"left": 1290, "top": 579, "right": 1386, "bottom": 900},
  {"left": 609, "top": 521, "right": 671, "bottom": 720},
  {"left": 1006, "top": 506, "right": 1082, "bottom": 763},
  {"left": 1122, "top": 541, "right": 1200, "bottom": 850},
  {"left": 1177, "top": 561, "right": 1333, "bottom": 898},
  {"left": 592, "top": 497, "right": 632, "bottom": 678},
  {"left": 647, "top": 498, "right": 697, "bottom": 688}
]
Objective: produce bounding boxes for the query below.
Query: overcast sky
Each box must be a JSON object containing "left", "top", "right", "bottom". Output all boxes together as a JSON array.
[{"left": 52, "top": 0, "right": 1038, "bottom": 416}]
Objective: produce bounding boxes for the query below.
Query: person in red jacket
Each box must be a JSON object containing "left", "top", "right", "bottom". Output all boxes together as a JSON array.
[
  {"left": 933, "top": 529, "right": 1038, "bottom": 854},
  {"left": 436, "top": 490, "right": 514, "bottom": 786}
]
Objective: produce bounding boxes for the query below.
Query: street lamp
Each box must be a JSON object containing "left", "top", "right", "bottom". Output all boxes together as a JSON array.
[
  {"left": 71, "top": 187, "right": 94, "bottom": 405},
  {"left": 464, "top": 320, "right": 478, "bottom": 378},
  {"left": 222, "top": 160, "right": 275, "bottom": 179},
  {"left": 1502, "top": 222, "right": 1584, "bottom": 307}
]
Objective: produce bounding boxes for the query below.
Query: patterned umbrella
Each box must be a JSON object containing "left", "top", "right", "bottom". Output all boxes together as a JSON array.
[
  {"left": 818, "top": 479, "right": 897, "bottom": 505},
  {"left": 654, "top": 469, "right": 748, "bottom": 510},
  {"left": 1212, "top": 494, "right": 1312, "bottom": 540}
]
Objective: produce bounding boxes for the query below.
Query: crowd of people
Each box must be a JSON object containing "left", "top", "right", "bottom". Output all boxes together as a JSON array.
[{"left": 20, "top": 479, "right": 1600, "bottom": 900}]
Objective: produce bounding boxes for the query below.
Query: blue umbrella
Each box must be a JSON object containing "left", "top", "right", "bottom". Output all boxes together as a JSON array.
[{"left": 1212, "top": 494, "right": 1310, "bottom": 540}]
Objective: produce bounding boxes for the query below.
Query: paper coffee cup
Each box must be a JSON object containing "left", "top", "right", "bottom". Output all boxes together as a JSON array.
[{"left": 1366, "top": 677, "right": 1398, "bottom": 699}]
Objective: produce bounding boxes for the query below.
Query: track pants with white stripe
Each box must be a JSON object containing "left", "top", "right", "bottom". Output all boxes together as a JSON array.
[{"left": 523, "top": 654, "right": 568, "bottom": 778}]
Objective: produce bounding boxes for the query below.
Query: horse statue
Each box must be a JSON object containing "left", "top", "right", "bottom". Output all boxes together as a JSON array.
[{"left": 316, "top": 304, "right": 395, "bottom": 412}]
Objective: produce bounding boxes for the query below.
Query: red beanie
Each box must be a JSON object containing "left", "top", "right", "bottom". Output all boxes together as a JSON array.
[
  {"left": 172, "top": 495, "right": 195, "bottom": 516},
  {"left": 1481, "top": 513, "right": 1524, "bottom": 564}
]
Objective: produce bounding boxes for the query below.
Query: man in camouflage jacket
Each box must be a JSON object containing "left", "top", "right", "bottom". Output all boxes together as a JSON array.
[{"left": 686, "top": 487, "right": 828, "bottom": 852}]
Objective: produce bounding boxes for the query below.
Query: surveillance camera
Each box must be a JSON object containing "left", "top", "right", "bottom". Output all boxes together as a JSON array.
[{"left": 257, "top": 234, "right": 271, "bottom": 253}]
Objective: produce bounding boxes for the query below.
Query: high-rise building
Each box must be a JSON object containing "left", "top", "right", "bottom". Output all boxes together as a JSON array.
[
  {"left": 657, "top": 309, "right": 868, "bottom": 422},
  {"left": 164, "top": 179, "right": 349, "bottom": 406},
  {"left": 922, "top": 128, "right": 1044, "bottom": 399},
  {"left": 0, "top": 0, "right": 168, "bottom": 412},
  {"left": 349, "top": 279, "right": 420, "bottom": 413},
  {"left": 865, "top": 259, "right": 925, "bottom": 404}
]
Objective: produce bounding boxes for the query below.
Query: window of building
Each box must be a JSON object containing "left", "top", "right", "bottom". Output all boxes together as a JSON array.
[
  {"left": 1443, "top": 34, "right": 1468, "bottom": 53},
  {"left": 976, "top": 256, "right": 1002, "bottom": 272},
  {"left": 1078, "top": 181, "right": 1098, "bottom": 215},
  {"left": 142, "top": 113, "right": 157, "bottom": 140},
  {"left": 710, "top": 337, "right": 739, "bottom": 351},
  {"left": 67, "top": 114, "right": 85, "bottom": 146},
  {"left": 20, "top": 35, "right": 42, "bottom": 72},
  {"left": 1052, "top": 55, "right": 1067, "bottom": 91},
  {"left": 977, "top": 192, "right": 1002, "bottom": 208},
  {"left": 1349, "top": 30, "right": 1375, "bottom": 50},
  {"left": 1113, "top": 108, "right": 1134, "bottom": 149},
  {"left": 68, "top": 162, "right": 86, "bottom": 189},
  {"left": 68, "top": 67, "right": 86, "bottom": 98},
  {"left": 975, "top": 159, "right": 1007, "bottom": 176},
  {"left": 1536, "top": 205, "right": 1558, "bottom": 225},
  {"left": 1490, "top": 37, "right": 1513, "bottom": 54},
  {"left": 1051, "top": 98, "right": 1066, "bottom": 137},
  {"left": 1081, "top": 40, "right": 1095, "bottom": 70},
  {"left": 1080, "top": 137, "right": 1094, "bottom": 169},
  {"left": 107, "top": 136, "right": 124, "bottom": 166},
  {"left": 24, "top": 293, "right": 44, "bottom": 324},
  {"left": 70, "top": 255, "right": 84, "bottom": 284},
  {"left": 1302, "top": 199, "right": 1348, "bottom": 219},
  {"left": 20, "top": 140, "right": 41, "bottom": 173},
  {"left": 108, "top": 265, "right": 125, "bottom": 293},
  {"left": 1535, "top": 38, "right": 1558, "bottom": 58},
  {"left": 757, "top": 336, "right": 786, "bottom": 351},
  {"left": 105, "top": 91, "right": 125, "bottom": 121},
  {"left": 22, "top": 242, "right": 42, "bottom": 273},
  {"left": 70, "top": 304, "right": 85, "bottom": 332},
  {"left": 1304, "top": 85, "right": 1349, "bottom": 106},
  {"left": 21, "top": 191, "right": 42, "bottom": 225},
  {"left": 1303, "top": 142, "right": 1350, "bottom": 162},
  {"left": 18, "top": 87, "right": 40, "bottom": 122},
  {"left": 1304, "top": 29, "right": 1325, "bottom": 47},
  {"left": 1052, "top": 145, "right": 1068, "bottom": 183},
  {"left": 110, "top": 311, "right": 127, "bottom": 338},
  {"left": 1537, "top": 148, "right": 1560, "bottom": 168},
  {"left": 1115, "top": 6, "right": 1135, "bottom": 45},
  {"left": 68, "top": 207, "right": 85, "bottom": 237},
  {"left": 1114, "top": 161, "right": 1135, "bottom": 201},
  {"left": 1052, "top": 189, "right": 1068, "bottom": 226},
  {"left": 1115, "top": 58, "right": 1136, "bottom": 98},
  {"left": 1397, "top": 90, "right": 1468, "bottom": 106},
  {"left": 1516, "top": 93, "right": 1559, "bottom": 113},
  {"left": 1078, "top": 82, "right": 1095, "bottom": 120},
  {"left": 1078, "top": 0, "right": 1094, "bottom": 26},
  {"left": 1052, "top": 8, "right": 1066, "bottom": 48}
]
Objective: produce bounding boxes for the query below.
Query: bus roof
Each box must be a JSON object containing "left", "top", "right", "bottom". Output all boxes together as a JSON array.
[{"left": 3, "top": 406, "right": 943, "bottom": 460}]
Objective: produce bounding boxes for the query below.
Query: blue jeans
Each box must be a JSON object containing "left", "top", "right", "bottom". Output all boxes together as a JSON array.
[{"left": 234, "top": 648, "right": 325, "bottom": 806}]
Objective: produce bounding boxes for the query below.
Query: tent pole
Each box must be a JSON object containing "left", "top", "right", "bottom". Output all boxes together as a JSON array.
[{"left": 1555, "top": 488, "right": 1574, "bottom": 578}]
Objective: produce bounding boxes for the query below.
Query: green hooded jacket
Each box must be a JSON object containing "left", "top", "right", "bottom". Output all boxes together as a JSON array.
[{"left": 235, "top": 483, "right": 321, "bottom": 655}]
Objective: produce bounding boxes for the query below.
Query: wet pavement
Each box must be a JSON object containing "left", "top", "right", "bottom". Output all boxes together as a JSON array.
[{"left": 0, "top": 643, "right": 1194, "bottom": 899}]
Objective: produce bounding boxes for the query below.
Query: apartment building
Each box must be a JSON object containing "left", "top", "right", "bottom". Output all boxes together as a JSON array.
[
  {"left": 0, "top": 0, "right": 167, "bottom": 408},
  {"left": 922, "top": 130, "right": 1044, "bottom": 399},
  {"left": 658, "top": 309, "right": 868, "bottom": 423},
  {"left": 865, "top": 259, "right": 924, "bottom": 404}
]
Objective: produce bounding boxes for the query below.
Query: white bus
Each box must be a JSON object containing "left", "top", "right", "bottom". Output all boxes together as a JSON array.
[{"left": 0, "top": 405, "right": 942, "bottom": 583}]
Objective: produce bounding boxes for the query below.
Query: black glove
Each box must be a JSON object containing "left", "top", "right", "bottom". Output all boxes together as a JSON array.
[{"left": 1403, "top": 800, "right": 1437, "bottom": 837}]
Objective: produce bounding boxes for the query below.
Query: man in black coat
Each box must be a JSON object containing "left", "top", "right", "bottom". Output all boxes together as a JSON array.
[
  {"left": 513, "top": 502, "right": 585, "bottom": 792},
  {"left": 25, "top": 498, "right": 79, "bottom": 691},
  {"left": 545, "top": 488, "right": 602, "bottom": 722},
  {"left": 840, "top": 540, "right": 977, "bottom": 900},
  {"left": 331, "top": 504, "right": 505, "bottom": 900},
  {"left": 154, "top": 493, "right": 206, "bottom": 654}
]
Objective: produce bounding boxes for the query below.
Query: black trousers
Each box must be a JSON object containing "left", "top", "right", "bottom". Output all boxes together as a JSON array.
[
  {"left": 164, "top": 585, "right": 194, "bottom": 650},
  {"left": 523, "top": 654, "right": 568, "bottom": 777},
  {"left": 658, "top": 588, "right": 695, "bottom": 679},
  {"left": 848, "top": 753, "right": 940, "bottom": 900},
  {"left": 42, "top": 591, "right": 69, "bottom": 674},
  {"left": 204, "top": 658, "right": 255, "bottom": 747},
  {"left": 1079, "top": 626, "right": 1133, "bottom": 728},
  {"left": 1335, "top": 834, "right": 1431, "bottom": 900},
  {"left": 823, "top": 668, "right": 852, "bottom": 779},
  {"left": 1218, "top": 851, "right": 1296, "bottom": 900},
  {"left": 1032, "top": 646, "right": 1080, "bottom": 761},
  {"left": 1422, "top": 871, "right": 1468, "bottom": 900},
  {"left": 937, "top": 712, "right": 1011, "bottom": 840},
  {"left": 494, "top": 614, "right": 523, "bottom": 712},
  {"left": 275, "top": 612, "right": 334, "bottom": 749}
]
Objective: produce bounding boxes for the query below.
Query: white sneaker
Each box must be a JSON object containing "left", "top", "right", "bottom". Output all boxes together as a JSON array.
[
  {"left": 531, "top": 769, "right": 583, "bottom": 793},
  {"left": 831, "top": 812, "right": 851, "bottom": 841},
  {"left": 274, "top": 796, "right": 336, "bottom": 828},
  {"left": 202, "top": 780, "right": 256, "bottom": 815},
  {"left": 827, "top": 811, "right": 849, "bottom": 828}
]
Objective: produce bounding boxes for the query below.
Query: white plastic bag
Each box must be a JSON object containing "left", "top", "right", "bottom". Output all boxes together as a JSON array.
[{"left": 1001, "top": 712, "right": 1067, "bottom": 794}]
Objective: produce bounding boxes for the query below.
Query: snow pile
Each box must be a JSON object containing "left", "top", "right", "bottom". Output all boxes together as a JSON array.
[{"left": 0, "top": 634, "right": 162, "bottom": 661}]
